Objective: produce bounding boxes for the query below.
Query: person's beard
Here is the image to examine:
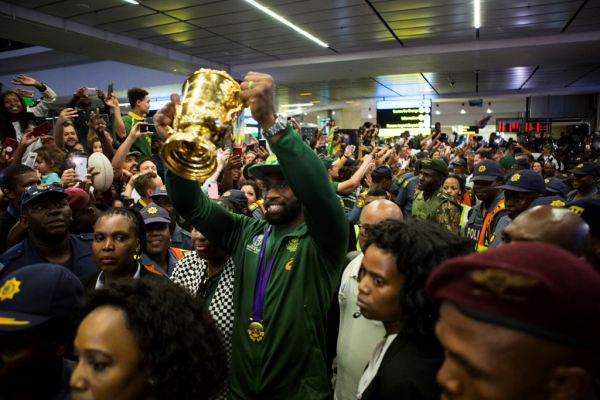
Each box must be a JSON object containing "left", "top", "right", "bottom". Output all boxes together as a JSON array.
[{"left": 265, "top": 197, "right": 302, "bottom": 226}]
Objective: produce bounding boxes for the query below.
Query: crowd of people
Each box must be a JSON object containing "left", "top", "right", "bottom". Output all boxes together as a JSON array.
[{"left": 0, "top": 71, "right": 599, "bottom": 400}]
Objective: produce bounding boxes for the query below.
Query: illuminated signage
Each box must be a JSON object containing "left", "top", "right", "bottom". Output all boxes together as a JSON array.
[
  {"left": 376, "top": 99, "right": 431, "bottom": 136},
  {"left": 496, "top": 118, "right": 550, "bottom": 134}
]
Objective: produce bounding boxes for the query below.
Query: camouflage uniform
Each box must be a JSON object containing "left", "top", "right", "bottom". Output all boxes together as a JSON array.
[{"left": 411, "top": 189, "right": 462, "bottom": 235}]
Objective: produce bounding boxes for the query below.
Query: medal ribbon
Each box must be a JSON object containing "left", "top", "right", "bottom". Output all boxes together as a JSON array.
[{"left": 251, "top": 227, "right": 276, "bottom": 322}]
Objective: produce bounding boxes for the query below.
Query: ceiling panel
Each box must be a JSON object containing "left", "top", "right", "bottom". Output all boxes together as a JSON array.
[
  {"left": 138, "top": 0, "right": 215, "bottom": 11},
  {"left": 162, "top": 0, "right": 256, "bottom": 20},
  {"left": 143, "top": 29, "right": 215, "bottom": 45},
  {"left": 98, "top": 14, "right": 179, "bottom": 33},
  {"left": 522, "top": 65, "right": 599, "bottom": 89},
  {"left": 35, "top": 0, "right": 125, "bottom": 19},
  {"left": 68, "top": 5, "right": 154, "bottom": 26},
  {"left": 568, "top": 66, "right": 600, "bottom": 87},
  {"left": 122, "top": 22, "right": 199, "bottom": 39}
]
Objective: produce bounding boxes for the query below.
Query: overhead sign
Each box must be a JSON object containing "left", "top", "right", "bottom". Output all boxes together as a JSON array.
[{"left": 376, "top": 99, "right": 431, "bottom": 136}]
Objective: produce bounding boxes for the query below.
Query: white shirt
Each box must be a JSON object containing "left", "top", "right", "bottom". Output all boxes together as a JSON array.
[
  {"left": 356, "top": 334, "right": 398, "bottom": 399},
  {"left": 95, "top": 263, "right": 141, "bottom": 289},
  {"left": 334, "top": 253, "right": 386, "bottom": 400}
]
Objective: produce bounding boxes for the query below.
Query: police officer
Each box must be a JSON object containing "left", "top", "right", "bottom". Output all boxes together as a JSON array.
[
  {"left": 497, "top": 170, "right": 546, "bottom": 220},
  {"left": 395, "top": 157, "right": 424, "bottom": 218},
  {"left": 464, "top": 160, "right": 510, "bottom": 251},
  {"left": 150, "top": 184, "right": 192, "bottom": 250},
  {"left": 567, "top": 161, "right": 599, "bottom": 201},
  {"left": 139, "top": 202, "right": 186, "bottom": 277},
  {"left": 411, "top": 159, "right": 461, "bottom": 235},
  {"left": 0, "top": 183, "right": 98, "bottom": 280},
  {"left": 0, "top": 263, "right": 84, "bottom": 399},
  {"left": 569, "top": 198, "right": 600, "bottom": 271},
  {"left": 529, "top": 176, "right": 570, "bottom": 208}
]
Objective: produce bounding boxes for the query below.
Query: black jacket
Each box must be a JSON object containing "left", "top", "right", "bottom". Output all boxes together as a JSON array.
[{"left": 360, "top": 335, "right": 442, "bottom": 400}]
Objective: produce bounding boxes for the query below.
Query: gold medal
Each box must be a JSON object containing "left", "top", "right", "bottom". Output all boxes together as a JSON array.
[{"left": 248, "top": 320, "right": 265, "bottom": 342}]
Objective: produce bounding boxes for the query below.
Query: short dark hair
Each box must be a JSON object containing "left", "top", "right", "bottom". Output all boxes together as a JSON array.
[
  {"left": 366, "top": 187, "right": 388, "bottom": 198},
  {"left": 79, "top": 279, "right": 227, "bottom": 400},
  {"left": 364, "top": 219, "right": 472, "bottom": 345},
  {"left": 0, "top": 164, "right": 35, "bottom": 191},
  {"left": 133, "top": 172, "right": 158, "bottom": 198},
  {"left": 98, "top": 207, "right": 147, "bottom": 253},
  {"left": 127, "top": 88, "right": 149, "bottom": 109},
  {"left": 475, "top": 148, "right": 492, "bottom": 160}
]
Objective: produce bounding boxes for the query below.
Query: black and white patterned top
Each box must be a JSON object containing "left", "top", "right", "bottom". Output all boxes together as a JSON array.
[{"left": 170, "top": 252, "right": 235, "bottom": 400}]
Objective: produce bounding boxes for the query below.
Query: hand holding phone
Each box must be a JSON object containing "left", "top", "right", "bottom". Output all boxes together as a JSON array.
[
  {"left": 31, "top": 122, "right": 52, "bottom": 138},
  {"left": 140, "top": 124, "right": 157, "bottom": 133},
  {"left": 2, "top": 138, "right": 19, "bottom": 158}
]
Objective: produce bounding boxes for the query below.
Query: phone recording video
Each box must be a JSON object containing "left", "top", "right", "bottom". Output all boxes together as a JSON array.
[
  {"left": 140, "top": 124, "right": 157, "bottom": 133},
  {"left": 69, "top": 152, "right": 88, "bottom": 181}
]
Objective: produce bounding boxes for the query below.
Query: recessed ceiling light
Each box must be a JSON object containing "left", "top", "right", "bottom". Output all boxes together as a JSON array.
[
  {"left": 244, "top": 0, "right": 328, "bottom": 48},
  {"left": 173, "top": 69, "right": 177, "bottom": 72},
  {"left": 124, "top": 0, "right": 139, "bottom": 4},
  {"left": 460, "top": 103, "right": 467, "bottom": 114},
  {"left": 368, "top": 113, "right": 373, "bottom": 119}
]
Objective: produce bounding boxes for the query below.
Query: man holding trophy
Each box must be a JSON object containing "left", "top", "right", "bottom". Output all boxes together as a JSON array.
[{"left": 165, "top": 71, "right": 348, "bottom": 399}]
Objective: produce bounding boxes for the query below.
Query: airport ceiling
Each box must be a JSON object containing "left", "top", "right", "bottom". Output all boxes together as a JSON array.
[{"left": 1, "top": 0, "right": 600, "bottom": 107}]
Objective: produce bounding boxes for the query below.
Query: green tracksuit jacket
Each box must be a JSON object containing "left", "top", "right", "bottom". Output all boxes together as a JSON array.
[{"left": 166, "top": 126, "right": 348, "bottom": 399}]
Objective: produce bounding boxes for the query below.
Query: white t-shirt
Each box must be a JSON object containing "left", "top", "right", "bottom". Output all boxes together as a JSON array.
[{"left": 356, "top": 334, "right": 398, "bottom": 399}]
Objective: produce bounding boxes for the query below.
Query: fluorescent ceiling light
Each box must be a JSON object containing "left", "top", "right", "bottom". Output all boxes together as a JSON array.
[
  {"left": 299, "top": 92, "right": 312, "bottom": 96},
  {"left": 474, "top": 0, "right": 481, "bottom": 29},
  {"left": 280, "top": 103, "right": 314, "bottom": 108},
  {"left": 244, "top": 0, "right": 329, "bottom": 48},
  {"left": 124, "top": 0, "right": 139, "bottom": 4}
]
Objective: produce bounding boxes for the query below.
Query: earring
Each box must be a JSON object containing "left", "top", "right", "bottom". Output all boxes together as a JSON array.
[{"left": 133, "top": 254, "right": 141, "bottom": 261}]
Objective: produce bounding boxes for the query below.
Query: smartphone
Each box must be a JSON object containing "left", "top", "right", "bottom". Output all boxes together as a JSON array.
[
  {"left": 2, "top": 137, "right": 19, "bottom": 157},
  {"left": 71, "top": 153, "right": 88, "bottom": 181},
  {"left": 258, "top": 139, "right": 267, "bottom": 149},
  {"left": 84, "top": 88, "right": 97, "bottom": 97},
  {"left": 23, "top": 152, "right": 37, "bottom": 169},
  {"left": 31, "top": 122, "right": 52, "bottom": 138},
  {"left": 140, "top": 124, "right": 157, "bottom": 133},
  {"left": 232, "top": 147, "right": 243, "bottom": 157}
]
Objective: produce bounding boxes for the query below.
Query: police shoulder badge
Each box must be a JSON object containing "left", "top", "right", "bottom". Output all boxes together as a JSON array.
[
  {"left": 510, "top": 173, "right": 521, "bottom": 182},
  {"left": 0, "top": 277, "right": 21, "bottom": 301}
]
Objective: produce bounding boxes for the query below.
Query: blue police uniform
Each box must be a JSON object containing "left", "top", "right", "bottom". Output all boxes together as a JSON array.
[
  {"left": 171, "top": 223, "right": 193, "bottom": 251},
  {"left": 0, "top": 233, "right": 98, "bottom": 281},
  {"left": 394, "top": 172, "right": 419, "bottom": 218}
]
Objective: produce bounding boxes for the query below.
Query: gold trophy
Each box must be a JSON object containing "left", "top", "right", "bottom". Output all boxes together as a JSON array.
[{"left": 160, "top": 68, "right": 244, "bottom": 180}]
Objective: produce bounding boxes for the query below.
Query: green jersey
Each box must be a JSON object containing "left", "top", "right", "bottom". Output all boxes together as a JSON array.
[{"left": 167, "top": 126, "right": 347, "bottom": 399}]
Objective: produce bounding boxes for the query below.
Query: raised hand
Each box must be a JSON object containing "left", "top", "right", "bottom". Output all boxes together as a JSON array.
[
  {"left": 240, "top": 72, "right": 276, "bottom": 131},
  {"left": 11, "top": 74, "right": 42, "bottom": 88},
  {"left": 19, "top": 128, "right": 37, "bottom": 147},
  {"left": 58, "top": 108, "right": 78, "bottom": 123},
  {"left": 103, "top": 95, "right": 120, "bottom": 109}
]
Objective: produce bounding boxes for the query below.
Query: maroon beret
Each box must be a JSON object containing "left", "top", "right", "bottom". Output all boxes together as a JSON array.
[{"left": 426, "top": 242, "right": 600, "bottom": 349}]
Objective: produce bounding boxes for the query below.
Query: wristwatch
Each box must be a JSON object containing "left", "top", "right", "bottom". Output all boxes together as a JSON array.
[{"left": 262, "top": 114, "right": 287, "bottom": 139}]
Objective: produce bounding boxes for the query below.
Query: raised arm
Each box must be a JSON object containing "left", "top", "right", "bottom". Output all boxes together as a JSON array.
[
  {"left": 11, "top": 74, "right": 55, "bottom": 117},
  {"left": 103, "top": 94, "right": 126, "bottom": 140},
  {"left": 153, "top": 102, "right": 176, "bottom": 140},
  {"left": 53, "top": 108, "right": 78, "bottom": 149},
  {"left": 240, "top": 72, "right": 348, "bottom": 264},
  {"left": 336, "top": 154, "right": 373, "bottom": 195},
  {"left": 111, "top": 122, "right": 148, "bottom": 179}
]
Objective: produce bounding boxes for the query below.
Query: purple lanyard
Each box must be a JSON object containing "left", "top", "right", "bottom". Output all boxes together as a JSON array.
[{"left": 252, "top": 227, "right": 276, "bottom": 322}]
